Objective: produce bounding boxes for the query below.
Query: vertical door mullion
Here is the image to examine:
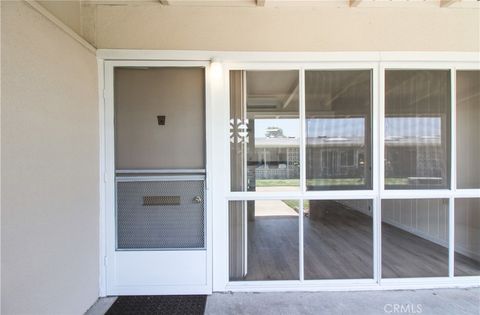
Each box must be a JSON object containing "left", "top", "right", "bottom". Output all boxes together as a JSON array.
[
  {"left": 373, "top": 65, "right": 380, "bottom": 194},
  {"left": 449, "top": 197, "right": 455, "bottom": 278},
  {"left": 299, "top": 68, "right": 306, "bottom": 281},
  {"left": 451, "top": 68, "right": 457, "bottom": 193},
  {"left": 241, "top": 71, "right": 249, "bottom": 277},
  {"left": 299, "top": 198, "right": 304, "bottom": 281},
  {"left": 374, "top": 196, "right": 382, "bottom": 283},
  {"left": 379, "top": 65, "right": 386, "bottom": 197},
  {"left": 449, "top": 67, "right": 457, "bottom": 278},
  {"left": 300, "top": 68, "right": 306, "bottom": 193},
  {"left": 377, "top": 64, "right": 386, "bottom": 284},
  {"left": 242, "top": 71, "right": 248, "bottom": 192},
  {"left": 373, "top": 63, "right": 382, "bottom": 284}
]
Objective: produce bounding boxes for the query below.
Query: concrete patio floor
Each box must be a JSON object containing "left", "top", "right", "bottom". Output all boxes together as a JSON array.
[
  {"left": 87, "top": 287, "right": 479, "bottom": 315},
  {"left": 205, "top": 288, "right": 480, "bottom": 315}
]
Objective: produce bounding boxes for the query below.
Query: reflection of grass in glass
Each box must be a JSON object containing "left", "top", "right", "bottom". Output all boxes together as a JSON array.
[
  {"left": 282, "top": 200, "right": 309, "bottom": 212},
  {"left": 307, "top": 178, "right": 365, "bottom": 186},
  {"left": 385, "top": 178, "right": 409, "bottom": 185},
  {"left": 256, "top": 178, "right": 367, "bottom": 187},
  {"left": 256, "top": 179, "right": 300, "bottom": 187}
]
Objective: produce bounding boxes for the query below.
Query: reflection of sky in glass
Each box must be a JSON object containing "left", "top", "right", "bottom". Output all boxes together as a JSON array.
[
  {"left": 253, "top": 117, "right": 441, "bottom": 139},
  {"left": 307, "top": 118, "right": 365, "bottom": 138},
  {"left": 255, "top": 119, "right": 300, "bottom": 138},
  {"left": 385, "top": 117, "right": 441, "bottom": 137}
]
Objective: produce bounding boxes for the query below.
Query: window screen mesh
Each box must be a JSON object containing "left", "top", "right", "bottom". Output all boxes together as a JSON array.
[
  {"left": 384, "top": 70, "right": 451, "bottom": 189},
  {"left": 116, "top": 179, "right": 205, "bottom": 249}
]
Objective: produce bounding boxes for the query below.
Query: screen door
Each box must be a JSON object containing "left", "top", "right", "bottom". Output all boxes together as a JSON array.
[{"left": 106, "top": 65, "right": 209, "bottom": 295}]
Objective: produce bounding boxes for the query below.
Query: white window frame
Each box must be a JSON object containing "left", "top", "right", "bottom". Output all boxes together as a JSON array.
[{"left": 97, "top": 51, "right": 480, "bottom": 295}]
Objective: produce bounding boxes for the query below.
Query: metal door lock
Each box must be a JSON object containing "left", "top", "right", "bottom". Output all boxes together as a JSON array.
[{"left": 193, "top": 195, "right": 203, "bottom": 203}]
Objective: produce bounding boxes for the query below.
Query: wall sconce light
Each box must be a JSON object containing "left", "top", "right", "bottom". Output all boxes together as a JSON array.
[{"left": 210, "top": 58, "right": 222, "bottom": 80}]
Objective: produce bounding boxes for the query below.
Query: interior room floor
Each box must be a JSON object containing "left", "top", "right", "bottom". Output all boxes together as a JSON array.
[{"left": 241, "top": 203, "right": 479, "bottom": 281}]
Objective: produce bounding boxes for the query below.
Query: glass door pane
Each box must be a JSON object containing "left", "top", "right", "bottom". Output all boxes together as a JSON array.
[
  {"left": 454, "top": 198, "right": 480, "bottom": 276},
  {"left": 384, "top": 70, "right": 451, "bottom": 189},
  {"left": 229, "top": 200, "right": 300, "bottom": 281},
  {"left": 303, "top": 199, "right": 373, "bottom": 279},
  {"left": 305, "top": 70, "right": 372, "bottom": 190},
  {"left": 230, "top": 70, "right": 300, "bottom": 192},
  {"left": 382, "top": 199, "right": 449, "bottom": 278}
]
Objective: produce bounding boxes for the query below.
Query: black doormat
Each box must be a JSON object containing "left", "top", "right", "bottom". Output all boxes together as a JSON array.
[{"left": 105, "top": 295, "right": 207, "bottom": 315}]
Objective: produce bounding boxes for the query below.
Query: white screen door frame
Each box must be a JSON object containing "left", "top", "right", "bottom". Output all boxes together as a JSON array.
[{"left": 103, "top": 60, "right": 214, "bottom": 295}]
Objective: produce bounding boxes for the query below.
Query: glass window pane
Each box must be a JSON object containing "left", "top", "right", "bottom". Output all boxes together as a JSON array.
[
  {"left": 456, "top": 70, "right": 480, "bottom": 189},
  {"left": 454, "top": 198, "right": 480, "bottom": 276},
  {"left": 384, "top": 70, "right": 451, "bottom": 189},
  {"left": 304, "top": 200, "right": 373, "bottom": 279},
  {"left": 229, "top": 200, "right": 299, "bottom": 281},
  {"left": 382, "top": 199, "right": 449, "bottom": 278},
  {"left": 306, "top": 70, "right": 372, "bottom": 190},
  {"left": 230, "top": 71, "right": 300, "bottom": 192}
]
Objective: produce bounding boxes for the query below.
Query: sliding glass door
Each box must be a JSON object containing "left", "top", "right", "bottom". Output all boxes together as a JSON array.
[
  {"left": 226, "top": 65, "right": 479, "bottom": 286},
  {"left": 228, "top": 68, "right": 375, "bottom": 282},
  {"left": 305, "top": 70, "right": 372, "bottom": 191}
]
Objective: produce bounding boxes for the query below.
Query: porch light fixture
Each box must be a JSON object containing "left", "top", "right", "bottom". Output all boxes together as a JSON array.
[{"left": 210, "top": 58, "right": 222, "bottom": 80}]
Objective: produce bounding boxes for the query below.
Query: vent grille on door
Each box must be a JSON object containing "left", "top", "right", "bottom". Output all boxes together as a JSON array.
[{"left": 116, "top": 179, "right": 205, "bottom": 250}]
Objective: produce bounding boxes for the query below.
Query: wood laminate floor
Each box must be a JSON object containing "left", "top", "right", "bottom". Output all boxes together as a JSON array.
[{"left": 243, "top": 203, "right": 479, "bottom": 281}]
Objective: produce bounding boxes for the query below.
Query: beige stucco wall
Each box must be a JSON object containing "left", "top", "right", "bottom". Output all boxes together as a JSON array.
[
  {"left": 1, "top": 2, "right": 99, "bottom": 314},
  {"left": 95, "top": 5, "right": 480, "bottom": 51}
]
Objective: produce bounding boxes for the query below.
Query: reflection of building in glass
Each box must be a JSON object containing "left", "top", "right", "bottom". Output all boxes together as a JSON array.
[
  {"left": 252, "top": 135, "right": 446, "bottom": 187},
  {"left": 306, "top": 117, "right": 369, "bottom": 188},
  {"left": 385, "top": 116, "right": 447, "bottom": 187},
  {"left": 306, "top": 137, "right": 367, "bottom": 181},
  {"left": 253, "top": 137, "right": 300, "bottom": 180},
  {"left": 252, "top": 137, "right": 367, "bottom": 180},
  {"left": 385, "top": 135, "right": 446, "bottom": 186}
]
